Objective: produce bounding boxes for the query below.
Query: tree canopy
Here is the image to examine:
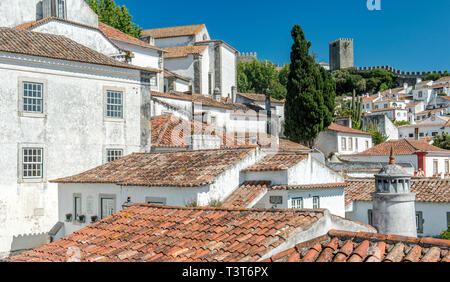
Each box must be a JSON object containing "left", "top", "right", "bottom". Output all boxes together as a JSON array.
[
  {"left": 433, "top": 133, "right": 450, "bottom": 150},
  {"left": 86, "top": 0, "right": 142, "bottom": 38},
  {"left": 237, "top": 60, "right": 287, "bottom": 100},
  {"left": 425, "top": 71, "right": 450, "bottom": 82},
  {"left": 284, "top": 24, "right": 335, "bottom": 145}
]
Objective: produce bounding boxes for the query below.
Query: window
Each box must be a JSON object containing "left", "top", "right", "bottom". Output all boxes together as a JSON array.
[
  {"left": 269, "top": 196, "right": 283, "bottom": 205},
  {"left": 22, "top": 148, "right": 43, "bottom": 179},
  {"left": 348, "top": 138, "right": 353, "bottom": 151},
  {"left": 23, "top": 82, "right": 43, "bottom": 113},
  {"left": 106, "top": 90, "right": 123, "bottom": 118},
  {"left": 375, "top": 105, "right": 379, "bottom": 110},
  {"left": 106, "top": 149, "right": 123, "bottom": 163},
  {"left": 341, "top": 137, "right": 347, "bottom": 151},
  {"left": 141, "top": 72, "right": 157, "bottom": 87},
  {"left": 416, "top": 211, "right": 424, "bottom": 234},
  {"left": 313, "top": 197, "right": 320, "bottom": 209},
  {"left": 447, "top": 212, "right": 450, "bottom": 228},
  {"left": 74, "top": 195, "right": 81, "bottom": 220},
  {"left": 100, "top": 197, "right": 116, "bottom": 219},
  {"left": 368, "top": 209, "right": 373, "bottom": 226},
  {"left": 146, "top": 197, "right": 167, "bottom": 205},
  {"left": 446, "top": 160, "right": 450, "bottom": 174},
  {"left": 210, "top": 116, "right": 216, "bottom": 125},
  {"left": 433, "top": 160, "right": 439, "bottom": 175},
  {"left": 57, "top": 0, "right": 66, "bottom": 18},
  {"left": 419, "top": 91, "right": 423, "bottom": 98},
  {"left": 291, "top": 197, "right": 303, "bottom": 209},
  {"left": 355, "top": 138, "right": 358, "bottom": 151},
  {"left": 365, "top": 141, "right": 369, "bottom": 150}
]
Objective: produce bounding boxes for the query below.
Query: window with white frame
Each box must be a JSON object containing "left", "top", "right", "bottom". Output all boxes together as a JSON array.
[
  {"left": 23, "top": 82, "right": 43, "bottom": 113},
  {"left": 313, "top": 196, "right": 320, "bottom": 209},
  {"left": 57, "top": 0, "right": 66, "bottom": 18},
  {"left": 106, "top": 90, "right": 123, "bottom": 118},
  {"left": 74, "top": 195, "right": 82, "bottom": 220},
  {"left": 348, "top": 137, "right": 353, "bottom": 151},
  {"left": 100, "top": 197, "right": 115, "bottom": 219},
  {"left": 341, "top": 137, "right": 347, "bottom": 151},
  {"left": 106, "top": 149, "right": 123, "bottom": 163},
  {"left": 22, "top": 148, "right": 43, "bottom": 179},
  {"left": 291, "top": 197, "right": 303, "bottom": 209}
]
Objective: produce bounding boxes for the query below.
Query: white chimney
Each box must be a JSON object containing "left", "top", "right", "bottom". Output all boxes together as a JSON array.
[{"left": 372, "top": 149, "right": 417, "bottom": 237}]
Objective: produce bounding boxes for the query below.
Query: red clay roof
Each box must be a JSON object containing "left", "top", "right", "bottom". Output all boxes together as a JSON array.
[
  {"left": 278, "top": 139, "right": 311, "bottom": 151},
  {"left": 350, "top": 138, "right": 450, "bottom": 156},
  {"left": 345, "top": 178, "right": 450, "bottom": 205},
  {"left": 222, "top": 181, "right": 271, "bottom": 209},
  {"left": 163, "top": 45, "right": 208, "bottom": 59},
  {"left": 327, "top": 123, "right": 373, "bottom": 136},
  {"left": 271, "top": 183, "right": 347, "bottom": 191},
  {"left": 434, "top": 76, "right": 450, "bottom": 83},
  {"left": 0, "top": 27, "right": 159, "bottom": 73},
  {"left": 6, "top": 204, "right": 326, "bottom": 262},
  {"left": 52, "top": 148, "right": 255, "bottom": 187},
  {"left": 243, "top": 153, "right": 308, "bottom": 172},
  {"left": 98, "top": 22, "right": 163, "bottom": 52},
  {"left": 237, "top": 93, "right": 284, "bottom": 104},
  {"left": 266, "top": 230, "right": 450, "bottom": 262},
  {"left": 142, "top": 24, "right": 205, "bottom": 39}
]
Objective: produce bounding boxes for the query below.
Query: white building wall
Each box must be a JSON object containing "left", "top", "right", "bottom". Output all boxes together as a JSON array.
[
  {"left": 154, "top": 36, "right": 194, "bottom": 49},
  {"left": 221, "top": 45, "right": 236, "bottom": 99},
  {"left": 164, "top": 56, "right": 195, "bottom": 83},
  {"left": 201, "top": 49, "right": 210, "bottom": 96},
  {"left": 0, "top": 55, "right": 144, "bottom": 258},
  {"left": 346, "top": 201, "right": 450, "bottom": 237}
]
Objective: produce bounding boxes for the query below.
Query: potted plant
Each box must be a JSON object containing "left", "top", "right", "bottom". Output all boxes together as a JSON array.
[
  {"left": 78, "top": 215, "right": 86, "bottom": 223},
  {"left": 91, "top": 216, "right": 98, "bottom": 223},
  {"left": 65, "top": 213, "right": 72, "bottom": 222}
]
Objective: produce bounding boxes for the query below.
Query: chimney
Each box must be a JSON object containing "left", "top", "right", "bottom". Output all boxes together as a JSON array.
[
  {"left": 414, "top": 128, "right": 420, "bottom": 140},
  {"left": 372, "top": 148, "right": 417, "bottom": 237}
]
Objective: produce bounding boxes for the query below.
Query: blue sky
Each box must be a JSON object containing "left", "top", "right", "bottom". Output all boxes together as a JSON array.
[{"left": 116, "top": 0, "right": 450, "bottom": 71}]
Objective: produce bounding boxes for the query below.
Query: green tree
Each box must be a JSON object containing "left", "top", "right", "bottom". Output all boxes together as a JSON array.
[
  {"left": 86, "top": 0, "right": 142, "bottom": 38},
  {"left": 425, "top": 71, "right": 450, "bottom": 82},
  {"left": 332, "top": 68, "right": 366, "bottom": 95},
  {"left": 433, "top": 133, "right": 450, "bottom": 150},
  {"left": 278, "top": 63, "right": 290, "bottom": 87},
  {"left": 237, "top": 60, "right": 287, "bottom": 100},
  {"left": 441, "top": 226, "right": 450, "bottom": 240},
  {"left": 369, "top": 130, "right": 387, "bottom": 145},
  {"left": 362, "top": 68, "right": 398, "bottom": 93},
  {"left": 284, "top": 24, "right": 335, "bottom": 146}
]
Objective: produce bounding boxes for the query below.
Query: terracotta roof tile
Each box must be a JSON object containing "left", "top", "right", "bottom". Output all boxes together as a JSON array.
[
  {"left": 345, "top": 178, "right": 450, "bottom": 205},
  {"left": 142, "top": 24, "right": 205, "bottom": 39},
  {"left": 278, "top": 138, "right": 310, "bottom": 151},
  {"left": 222, "top": 181, "right": 271, "bottom": 208},
  {"left": 271, "top": 183, "right": 346, "bottom": 191},
  {"left": 98, "top": 22, "right": 163, "bottom": 52},
  {"left": 52, "top": 148, "right": 255, "bottom": 187},
  {"left": 269, "top": 230, "right": 450, "bottom": 262},
  {"left": 0, "top": 27, "right": 159, "bottom": 73},
  {"left": 350, "top": 138, "right": 450, "bottom": 156},
  {"left": 237, "top": 93, "right": 284, "bottom": 104},
  {"left": 163, "top": 45, "right": 207, "bottom": 59},
  {"left": 435, "top": 76, "right": 450, "bottom": 83},
  {"left": 6, "top": 204, "right": 325, "bottom": 262},
  {"left": 327, "top": 123, "right": 373, "bottom": 136},
  {"left": 243, "top": 153, "right": 308, "bottom": 172}
]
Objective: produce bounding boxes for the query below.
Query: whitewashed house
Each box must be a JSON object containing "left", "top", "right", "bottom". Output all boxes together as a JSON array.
[
  {"left": 0, "top": 27, "right": 157, "bottom": 257},
  {"left": 399, "top": 116, "right": 450, "bottom": 139},
  {"left": 315, "top": 122, "right": 373, "bottom": 158},
  {"left": 142, "top": 24, "right": 238, "bottom": 99},
  {"left": 346, "top": 178, "right": 450, "bottom": 237}
]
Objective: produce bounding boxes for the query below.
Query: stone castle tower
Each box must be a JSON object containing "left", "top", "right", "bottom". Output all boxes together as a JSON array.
[
  {"left": 329, "top": 38, "right": 354, "bottom": 71},
  {"left": 372, "top": 148, "right": 417, "bottom": 237}
]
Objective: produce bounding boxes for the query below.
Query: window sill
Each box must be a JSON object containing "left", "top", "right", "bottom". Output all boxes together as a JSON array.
[
  {"left": 19, "top": 178, "right": 46, "bottom": 184},
  {"left": 19, "top": 112, "right": 46, "bottom": 119},
  {"left": 104, "top": 117, "right": 125, "bottom": 123}
]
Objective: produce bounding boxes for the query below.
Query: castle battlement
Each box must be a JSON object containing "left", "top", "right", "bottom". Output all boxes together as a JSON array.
[{"left": 356, "top": 65, "right": 449, "bottom": 78}]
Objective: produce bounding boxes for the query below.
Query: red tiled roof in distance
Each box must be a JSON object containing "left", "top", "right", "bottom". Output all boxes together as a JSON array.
[
  {"left": 98, "top": 22, "right": 164, "bottom": 52},
  {"left": 243, "top": 153, "right": 308, "bottom": 172},
  {"left": 163, "top": 45, "right": 208, "bottom": 59},
  {"left": 237, "top": 93, "right": 284, "bottom": 104},
  {"left": 350, "top": 138, "right": 450, "bottom": 156},
  {"left": 271, "top": 183, "right": 347, "bottom": 191},
  {"left": 278, "top": 138, "right": 310, "bottom": 151},
  {"left": 345, "top": 178, "right": 450, "bottom": 205},
  {"left": 435, "top": 76, "right": 450, "bottom": 83},
  {"left": 6, "top": 204, "right": 326, "bottom": 262},
  {"left": 142, "top": 24, "right": 205, "bottom": 39},
  {"left": 327, "top": 123, "right": 373, "bottom": 136},
  {"left": 268, "top": 230, "right": 450, "bottom": 262},
  {"left": 222, "top": 181, "right": 271, "bottom": 208},
  {"left": 52, "top": 148, "right": 255, "bottom": 187},
  {"left": 0, "top": 27, "right": 160, "bottom": 73}
]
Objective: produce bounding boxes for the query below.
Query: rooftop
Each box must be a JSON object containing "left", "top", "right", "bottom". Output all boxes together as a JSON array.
[
  {"left": 243, "top": 152, "right": 308, "bottom": 172},
  {"left": 52, "top": 148, "right": 255, "bottom": 187},
  {"left": 271, "top": 183, "right": 347, "bottom": 191},
  {"left": 327, "top": 123, "right": 373, "bottom": 136},
  {"left": 237, "top": 93, "right": 284, "bottom": 104},
  {"left": 6, "top": 204, "right": 326, "bottom": 262},
  {"left": 266, "top": 230, "right": 450, "bottom": 262},
  {"left": 348, "top": 138, "right": 450, "bottom": 156},
  {"left": 163, "top": 45, "right": 208, "bottom": 59},
  {"left": 0, "top": 27, "right": 159, "bottom": 73},
  {"left": 345, "top": 178, "right": 450, "bottom": 205},
  {"left": 221, "top": 181, "right": 271, "bottom": 209},
  {"left": 142, "top": 24, "right": 205, "bottom": 39}
]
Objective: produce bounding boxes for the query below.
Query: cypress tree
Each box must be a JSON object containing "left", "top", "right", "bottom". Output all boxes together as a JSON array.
[{"left": 284, "top": 25, "right": 335, "bottom": 146}]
